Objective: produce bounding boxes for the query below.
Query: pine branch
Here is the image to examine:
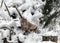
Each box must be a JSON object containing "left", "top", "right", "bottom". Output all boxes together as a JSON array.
[{"left": 43, "top": 10, "right": 60, "bottom": 28}]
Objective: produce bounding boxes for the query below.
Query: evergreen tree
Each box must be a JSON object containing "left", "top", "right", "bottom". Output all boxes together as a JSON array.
[{"left": 43, "top": 0, "right": 53, "bottom": 16}]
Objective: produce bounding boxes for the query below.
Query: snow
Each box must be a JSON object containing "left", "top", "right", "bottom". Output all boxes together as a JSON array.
[
  {"left": 42, "top": 41, "right": 55, "bottom": 43},
  {"left": 0, "top": 31, "right": 3, "bottom": 43},
  {"left": 22, "top": 7, "right": 33, "bottom": 22},
  {"left": 24, "top": 32, "right": 42, "bottom": 43},
  {"left": 13, "top": 0, "right": 24, "bottom": 5},
  {"left": 42, "top": 30, "right": 58, "bottom": 36},
  {"left": 0, "top": 0, "right": 60, "bottom": 43},
  {"left": 18, "top": 33, "right": 26, "bottom": 42},
  {"left": 32, "top": 10, "right": 43, "bottom": 25},
  {"left": 3, "top": 29, "right": 10, "bottom": 38}
]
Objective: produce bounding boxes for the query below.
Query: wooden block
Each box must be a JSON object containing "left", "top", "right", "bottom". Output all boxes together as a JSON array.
[
  {"left": 42, "top": 36, "right": 49, "bottom": 41},
  {"left": 42, "top": 36, "right": 58, "bottom": 43},
  {"left": 51, "top": 36, "right": 58, "bottom": 43}
]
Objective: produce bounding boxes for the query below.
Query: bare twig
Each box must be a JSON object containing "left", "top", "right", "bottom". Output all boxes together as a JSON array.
[
  {"left": 14, "top": 6, "right": 23, "bottom": 18},
  {"left": 4, "top": 2, "right": 11, "bottom": 17},
  {"left": 1, "top": 0, "right": 4, "bottom": 7}
]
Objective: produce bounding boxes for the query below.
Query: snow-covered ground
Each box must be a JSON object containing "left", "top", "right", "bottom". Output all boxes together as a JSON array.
[{"left": 0, "top": 0, "right": 60, "bottom": 43}]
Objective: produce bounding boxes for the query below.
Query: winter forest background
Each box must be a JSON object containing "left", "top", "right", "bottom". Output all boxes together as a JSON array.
[{"left": 0, "top": 0, "right": 60, "bottom": 43}]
